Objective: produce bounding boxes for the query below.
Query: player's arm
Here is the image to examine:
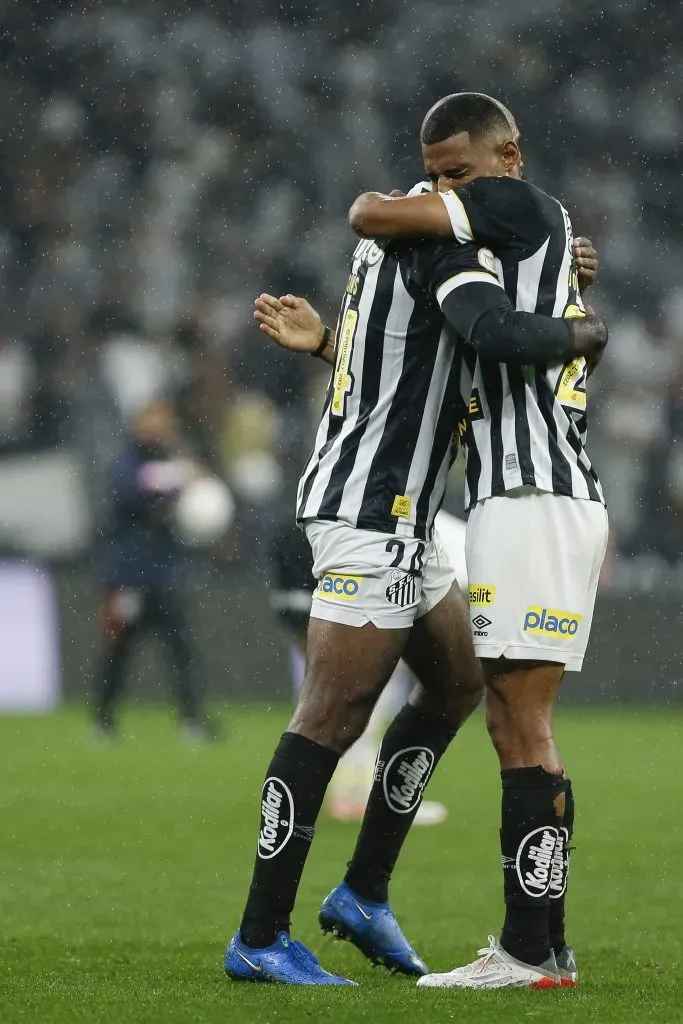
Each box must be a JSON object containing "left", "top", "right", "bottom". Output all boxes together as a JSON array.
[
  {"left": 349, "top": 191, "right": 452, "bottom": 239},
  {"left": 433, "top": 251, "right": 608, "bottom": 365},
  {"left": 350, "top": 187, "right": 600, "bottom": 289},
  {"left": 254, "top": 294, "right": 335, "bottom": 364}
]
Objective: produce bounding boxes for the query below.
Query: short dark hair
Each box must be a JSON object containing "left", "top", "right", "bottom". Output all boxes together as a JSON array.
[{"left": 420, "top": 92, "right": 519, "bottom": 146}]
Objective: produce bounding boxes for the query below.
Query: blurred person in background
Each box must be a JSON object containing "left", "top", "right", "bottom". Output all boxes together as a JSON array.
[{"left": 91, "top": 400, "right": 216, "bottom": 742}]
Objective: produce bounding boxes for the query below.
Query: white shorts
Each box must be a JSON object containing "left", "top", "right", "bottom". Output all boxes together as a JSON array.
[
  {"left": 305, "top": 520, "right": 457, "bottom": 629},
  {"left": 465, "top": 487, "right": 609, "bottom": 671}
]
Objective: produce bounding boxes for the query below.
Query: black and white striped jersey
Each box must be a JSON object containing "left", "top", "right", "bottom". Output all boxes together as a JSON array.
[
  {"left": 297, "top": 227, "right": 479, "bottom": 541},
  {"left": 440, "top": 176, "right": 604, "bottom": 510}
]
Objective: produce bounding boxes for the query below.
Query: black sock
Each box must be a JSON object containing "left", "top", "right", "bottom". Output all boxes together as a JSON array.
[
  {"left": 240, "top": 732, "right": 339, "bottom": 948},
  {"left": 549, "top": 778, "right": 574, "bottom": 955},
  {"left": 344, "top": 704, "right": 458, "bottom": 903},
  {"left": 499, "top": 766, "right": 564, "bottom": 966}
]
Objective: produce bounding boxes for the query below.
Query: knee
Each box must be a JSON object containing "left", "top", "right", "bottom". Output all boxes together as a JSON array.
[
  {"left": 290, "top": 682, "right": 374, "bottom": 755},
  {"left": 485, "top": 693, "right": 554, "bottom": 760}
]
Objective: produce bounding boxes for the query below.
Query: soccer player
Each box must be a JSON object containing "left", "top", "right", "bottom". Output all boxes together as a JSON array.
[
  {"left": 224, "top": 105, "right": 607, "bottom": 985},
  {"left": 343, "top": 93, "right": 609, "bottom": 988},
  {"left": 92, "top": 401, "right": 213, "bottom": 741},
  {"left": 268, "top": 513, "right": 465, "bottom": 824}
]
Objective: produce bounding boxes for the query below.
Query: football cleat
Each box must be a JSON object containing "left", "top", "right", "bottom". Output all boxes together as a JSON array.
[
  {"left": 319, "top": 881, "right": 428, "bottom": 976},
  {"left": 224, "top": 930, "right": 356, "bottom": 985},
  {"left": 416, "top": 935, "right": 560, "bottom": 989},
  {"left": 556, "top": 945, "right": 579, "bottom": 986}
]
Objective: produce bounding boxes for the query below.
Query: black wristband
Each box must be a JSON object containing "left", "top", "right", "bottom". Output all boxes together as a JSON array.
[{"left": 311, "top": 326, "right": 331, "bottom": 358}]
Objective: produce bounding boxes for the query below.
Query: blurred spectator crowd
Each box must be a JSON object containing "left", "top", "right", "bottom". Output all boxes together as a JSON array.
[{"left": 0, "top": 0, "right": 682, "bottom": 570}]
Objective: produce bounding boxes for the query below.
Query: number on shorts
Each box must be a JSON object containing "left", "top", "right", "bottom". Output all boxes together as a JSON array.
[
  {"left": 386, "top": 539, "right": 405, "bottom": 567},
  {"left": 331, "top": 308, "right": 358, "bottom": 418},
  {"left": 385, "top": 539, "right": 425, "bottom": 575}
]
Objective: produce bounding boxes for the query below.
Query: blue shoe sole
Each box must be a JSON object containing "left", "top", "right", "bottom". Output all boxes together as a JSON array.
[{"left": 319, "top": 911, "right": 421, "bottom": 976}]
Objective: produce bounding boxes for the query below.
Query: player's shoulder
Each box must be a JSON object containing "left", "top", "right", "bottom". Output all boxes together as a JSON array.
[{"left": 457, "top": 176, "right": 563, "bottom": 242}]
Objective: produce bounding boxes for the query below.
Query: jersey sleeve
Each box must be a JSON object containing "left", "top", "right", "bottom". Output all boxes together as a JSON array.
[
  {"left": 439, "top": 177, "right": 551, "bottom": 250},
  {"left": 426, "top": 240, "right": 505, "bottom": 309}
]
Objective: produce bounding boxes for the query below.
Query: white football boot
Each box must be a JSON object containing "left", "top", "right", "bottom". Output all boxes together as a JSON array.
[
  {"left": 556, "top": 946, "right": 579, "bottom": 986},
  {"left": 417, "top": 936, "right": 560, "bottom": 990}
]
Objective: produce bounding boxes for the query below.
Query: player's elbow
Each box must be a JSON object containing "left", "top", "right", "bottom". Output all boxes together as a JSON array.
[{"left": 348, "top": 193, "right": 379, "bottom": 237}]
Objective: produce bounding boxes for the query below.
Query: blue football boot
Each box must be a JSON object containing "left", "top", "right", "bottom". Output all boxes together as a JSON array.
[
  {"left": 224, "top": 930, "right": 357, "bottom": 985},
  {"left": 319, "top": 881, "right": 428, "bottom": 976}
]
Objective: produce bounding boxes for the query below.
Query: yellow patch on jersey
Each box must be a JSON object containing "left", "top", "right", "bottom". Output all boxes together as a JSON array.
[
  {"left": 469, "top": 584, "right": 496, "bottom": 606},
  {"left": 391, "top": 495, "right": 412, "bottom": 519},
  {"left": 563, "top": 304, "right": 586, "bottom": 319}
]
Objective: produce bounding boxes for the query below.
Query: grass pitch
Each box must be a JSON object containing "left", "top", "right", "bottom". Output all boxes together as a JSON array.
[{"left": 0, "top": 704, "right": 680, "bottom": 1023}]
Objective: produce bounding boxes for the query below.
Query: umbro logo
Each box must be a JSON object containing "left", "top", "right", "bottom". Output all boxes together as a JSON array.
[{"left": 472, "top": 613, "right": 492, "bottom": 637}]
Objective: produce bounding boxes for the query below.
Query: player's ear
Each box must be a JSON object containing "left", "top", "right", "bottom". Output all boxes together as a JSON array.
[{"left": 501, "top": 139, "right": 521, "bottom": 176}]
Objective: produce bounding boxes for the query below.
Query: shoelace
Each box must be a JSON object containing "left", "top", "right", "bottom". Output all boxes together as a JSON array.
[{"left": 475, "top": 936, "right": 504, "bottom": 974}]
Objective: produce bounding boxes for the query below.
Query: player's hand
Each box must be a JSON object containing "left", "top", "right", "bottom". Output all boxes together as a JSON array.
[
  {"left": 253, "top": 293, "right": 323, "bottom": 353},
  {"left": 573, "top": 237, "right": 598, "bottom": 292}
]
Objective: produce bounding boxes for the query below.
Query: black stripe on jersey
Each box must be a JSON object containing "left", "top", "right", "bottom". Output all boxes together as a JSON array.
[
  {"left": 315, "top": 259, "right": 397, "bottom": 517},
  {"left": 413, "top": 346, "right": 461, "bottom": 532},
  {"left": 480, "top": 358, "right": 505, "bottom": 495},
  {"left": 563, "top": 422, "right": 602, "bottom": 502},
  {"left": 508, "top": 364, "right": 536, "bottom": 485},
  {"left": 535, "top": 201, "right": 568, "bottom": 316},
  {"left": 534, "top": 368, "right": 574, "bottom": 495},
  {"left": 460, "top": 347, "right": 483, "bottom": 506},
  {"left": 358, "top": 302, "right": 441, "bottom": 536}
]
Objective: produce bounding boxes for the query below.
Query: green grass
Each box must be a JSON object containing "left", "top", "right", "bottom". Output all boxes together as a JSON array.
[{"left": 0, "top": 705, "right": 681, "bottom": 1023}]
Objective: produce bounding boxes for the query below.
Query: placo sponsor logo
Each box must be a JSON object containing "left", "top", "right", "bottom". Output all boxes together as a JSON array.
[
  {"left": 523, "top": 606, "right": 582, "bottom": 637},
  {"left": 383, "top": 746, "right": 435, "bottom": 814},
  {"left": 516, "top": 826, "right": 559, "bottom": 897},
  {"left": 316, "top": 574, "right": 361, "bottom": 601},
  {"left": 258, "top": 777, "right": 294, "bottom": 860},
  {"left": 469, "top": 584, "right": 496, "bottom": 606}
]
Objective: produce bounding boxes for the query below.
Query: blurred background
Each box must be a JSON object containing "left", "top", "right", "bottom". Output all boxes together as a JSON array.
[{"left": 0, "top": 0, "right": 681, "bottom": 713}]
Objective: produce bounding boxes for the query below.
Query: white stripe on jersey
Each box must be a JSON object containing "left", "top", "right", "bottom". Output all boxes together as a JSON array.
[
  {"left": 436, "top": 269, "right": 503, "bottom": 305},
  {"left": 440, "top": 191, "right": 474, "bottom": 242},
  {"left": 552, "top": 209, "right": 574, "bottom": 317},
  {"left": 515, "top": 237, "right": 549, "bottom": 312},
  {"left": 335, "top": 264, "right": 414, "bottom": 522}
]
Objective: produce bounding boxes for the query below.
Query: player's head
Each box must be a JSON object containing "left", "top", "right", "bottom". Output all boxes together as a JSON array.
[{"left": 420, "top": 92, "right": 522, "bottom": 193}]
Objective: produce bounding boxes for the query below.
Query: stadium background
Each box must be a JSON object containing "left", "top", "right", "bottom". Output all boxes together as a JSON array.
[
  {"left": 0, "top": 0, "right": 680, "bottom": 709},
  {"left": 2, "top": 4, "right": 682, "bottom": 1023}
]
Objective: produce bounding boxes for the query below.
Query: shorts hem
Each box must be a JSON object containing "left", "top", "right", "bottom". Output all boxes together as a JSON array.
[
  {"left": 310, "top": 600, "right": 413, "bottom": 630},
  {"left": 472, "top": 641, "right": 584, "bottom": 668}
]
